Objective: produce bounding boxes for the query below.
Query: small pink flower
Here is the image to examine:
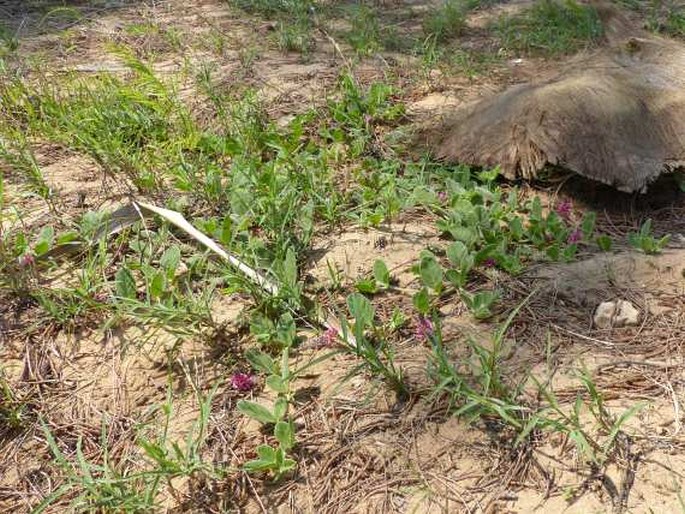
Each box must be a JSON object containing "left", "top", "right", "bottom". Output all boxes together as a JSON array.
[
  {"left": 93, "top": 291, "right": 109, "bottom": 303},
  {"left": 567, "top": 228, "right": 582, "bottom": 244},
  {"left": 312, "top": 327, "right": 338, "bottom": 348},
  {"left": 437, "top": 191, "right": 448, "bottom": 203},
  {"left": 17, "top": 253, "right": 35, "bottom": 268},
  {"left": 231, "top": 372, "right": 256, "bottom": 392},
  {"left": 415, "top": 316, "right": 434, "bottom": 341},
  {"left": 555, "top": 199, "right": 573, "bottom": 220},
  {"left": 483, "top": 257, "right": 496, "bottom": 268}
]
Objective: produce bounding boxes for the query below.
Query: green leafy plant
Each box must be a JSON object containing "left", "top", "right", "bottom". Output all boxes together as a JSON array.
[
  {"left": 342, "top": 293, "right": 407, "bottom": 397},
  {"left": 596, "top": 234, "right": 613, "bottom": 252},
  {"left": 417, "top": 250, "right": 444, "bottom": 294},
  {"left": 460, "top": 290, "right": 500, "bottom": 320},
  {"left": 356, "top": 258, "right": 391, "bottom": 294},
  {"left": 628, "top": 219, "right": 670, "bottom": 254},
  {"left": 445, "top": 241, "right": 474, "bottom": 288},
  {"left": 425, "top": 305, "right": 644, "bottom": 470},
  {"left": 35, "top": 386, "right": 222, "bottom": 513},
  {"left": 238, "top": 341, "right": 298, "bottom": 479},
  {"left": 0, "top": 369, "right": 29, "bottom": 430}
]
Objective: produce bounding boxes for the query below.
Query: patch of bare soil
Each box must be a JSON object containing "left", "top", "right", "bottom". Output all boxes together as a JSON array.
[{"left": 306, "top": 217, "right": 439, "bottom": 287}]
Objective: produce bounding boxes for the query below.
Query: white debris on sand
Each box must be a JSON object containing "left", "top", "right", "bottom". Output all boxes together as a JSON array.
[{"left": 593, "top": 300, "right": 640, "bottom": 329}]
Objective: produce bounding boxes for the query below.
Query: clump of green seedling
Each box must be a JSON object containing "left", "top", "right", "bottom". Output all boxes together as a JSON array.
[{"left": 628, "top": 219, "right": 670, "bottom": 254}]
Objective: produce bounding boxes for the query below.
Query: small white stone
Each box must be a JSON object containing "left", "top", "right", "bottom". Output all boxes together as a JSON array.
[
  {"left": 594, "top": 301, "right": 617, "bottom": 329},
  {"left": 615, "top": 300, "right": 640, "bottom": 326},
  {"left": 594, "top": 299, "right": 640, "bottom": 328},
  {"left": 174, "top": 261, "right": 189, "bottom": 277}
]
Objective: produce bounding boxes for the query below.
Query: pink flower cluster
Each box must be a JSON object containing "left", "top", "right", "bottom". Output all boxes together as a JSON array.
[
  {"left": 312, "top": 327, "right": 339, "bottom": 349},
  {"left": 231, "top": 372, "right": 256, "bottom": 392},
  {"left": 567, "top": 228, "right": 583, "bottom": 244},
  {"left": 17, "top": 253, "right": 35, "bottom": 268},
  {"left": 415, "top": 316, "right": 434, "bottom": 341},
  {"left": 555, "top": 199, "right": 573, "bottom": 220}
]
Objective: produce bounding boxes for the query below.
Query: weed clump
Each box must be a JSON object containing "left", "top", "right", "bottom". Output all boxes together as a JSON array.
[
  {"left": 496, "top": 0, "right": 603, "bottom": 56},
  {"left": 646, "top": 1, "right": 685, "bottom": 39},
  {"left": 423, "top": 0, "right": 466, "bottom": 43}
]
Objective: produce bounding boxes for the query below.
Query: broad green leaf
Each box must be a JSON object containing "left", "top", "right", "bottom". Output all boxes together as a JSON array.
[
  {"left": 509, "top": 216, "right": 524, "bottom": 240},
  {"left": 257, "top": 444, "right": 277, "bottom": 461},
  {"left": 34, "top": 240, "right": 50, "bottom": 256},
  {"left": 347, "top": 293, "right": 374, "bottom": 328},
  {"left": 280, "top": 458, "right": 297, "bottom": 472},
  {"left": 34, "top": 226, "right": 54, "bottom": 256},
  {"left": 243, "top": 458, "right": 274, "bottom": 472},
  {"left": 245, "top": 349, "right": 276, "bottom": 374},
  {"left": 581, "top": 212, "right": 596, "bottom": 239},
  {"left": 266, "top": 375, "right": 287, "bottom": 394},
  {"left": 237, "top": 400, "right": 276, "bottom": 424},
  {"left": 596, "top": 235, "right": 612, "bottom": 252},
  {"left": 446, "top": 241, "right": 469, "bottom": 268},
  {"left": 115, "top": 267, "right": 137, "bottom": 299},
  {"left": 273, "top": 397, "right": 288, "bottom": 421},
  {"left": 419, "top": 253, "right": 443, "bottom": 291},
  {"left": 275, "top": 421, "right": 295, "bottom": 451},
  {"left": 244, "top": 446, "right": 278, "bottom": 472},
  {"left": 412, "top": 288, "right": 430, "bottom": 315},
  {"left": 282, "top": 248, "right": 298, "bottom": 289},
  {"left": 355, "top": 278, "right": 377, "bottom": 294},
  {"left": 445, "top": 268, "right": 466, "bottom": 288},
  {"left": 276, "top": 313, "right": 296, "bottom": 348},
  {"left": 149, "top": 272, "right": 165, "bottom": 299},
  {"left": 56, "top": 231, "right": 79, "bottom": 245},
  {"left": 38, "top": 226, "right": 54, "bottom": 245},
  {"left": 160, "top": 244, "right": 181, "bottom": 276},
  {"left": 373, "top": 259, "right": 390, "bottom": 287},
  {"left": 448, "top": 226, "right": 476, "bottom": 247}
]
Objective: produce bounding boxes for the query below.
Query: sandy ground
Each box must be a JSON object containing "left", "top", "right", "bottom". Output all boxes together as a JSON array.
[{"left": 1, "top": 0, "right": 685, "bottom": 513}]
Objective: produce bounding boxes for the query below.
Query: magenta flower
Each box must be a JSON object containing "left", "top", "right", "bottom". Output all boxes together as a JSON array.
[
  {"left": 17, "top": 253, "right": 35, "bottom": 268},
  {"left": 312, "top": 327, "right": 338, "bottom": 348},
  {"left": 415, "top": 316, "right": 434, "bottom": 341},
  {"left": 555, "top": 199, "right": 573, "bottom": 220},
  {"left": 231, "top": 372, "right": 256, "bottom": 392},
  {"left": 92, "top": 291, "right": 109, "bottom": 303},
  {"left": 567, "top": 228, "right": 582, "bottom": 244},
  {"left": 437, "top": 191, "right": 448, "bottom": 203},
  {"left": 483, "top": 257, "right": 496, "bottom": 268}
]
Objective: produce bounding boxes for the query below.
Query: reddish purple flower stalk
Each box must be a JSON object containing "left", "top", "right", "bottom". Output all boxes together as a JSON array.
[
  {"left": 567, "top": 228, "right": 582, "bottom": 244},
  {"left": 93, "top": 291, "right": 109, "bottom": 303},
  {"left": 415, "top": 316, "right": 434, "bottom": 341},
  {"left": 312, "top": 327, "right": 339, "bottom": 349},
  {"left": 17, "top": 253, "right": 35, "bottom": 268},
  {"left": 555, "top": 199, "right": 573, "bottom": 220},
  {"left": 231, "top": 372, "right": 256, "bottom": 392},
  {"left": 483, "top": 257, "right": 496, "bottom": 268}
]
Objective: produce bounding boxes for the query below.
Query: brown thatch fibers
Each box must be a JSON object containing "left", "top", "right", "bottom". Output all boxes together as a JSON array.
[{"left": 436, "top": 21, "right": 685, "bottom": 192}]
